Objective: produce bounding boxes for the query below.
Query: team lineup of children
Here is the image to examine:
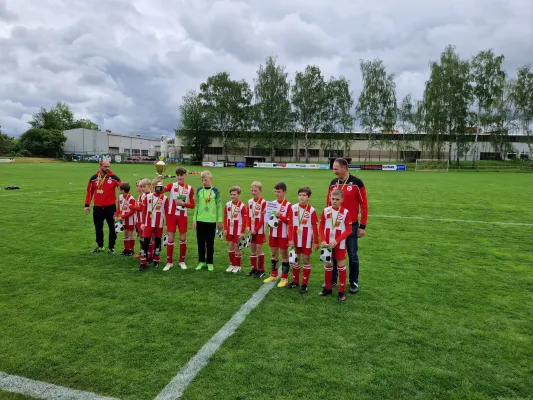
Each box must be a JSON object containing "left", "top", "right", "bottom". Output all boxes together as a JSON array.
[{"left": 115, "top": 167, "right": 352, "bottom": 302}]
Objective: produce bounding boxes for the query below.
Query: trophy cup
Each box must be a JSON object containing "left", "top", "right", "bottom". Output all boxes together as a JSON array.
[{"left": 155, "top": 155, "right": 167, "bottom": 180}]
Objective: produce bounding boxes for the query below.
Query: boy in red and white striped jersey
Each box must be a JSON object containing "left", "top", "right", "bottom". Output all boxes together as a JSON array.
[
  {"left": 246, "top": 181, "right": 267, "bottom": 278},
  {"left": 117, "top": 182, "right": 136, "bottom": 256},
  {"left": 264, "top": 182, "right": 292, "bottom": 286},
  {"left": 163, "top": 167, "right": 195, "bottom": 271},
  {"left": 287, "top": 187, "right": 319, "bottom": 294},
  {"left": 224, "top": 186, "right": 248, "bottom": 273},
  {"left": 319, "top": 189, "right": 353, "bottom": 302},
  {"left": 139, "top": 181, "right": 169, "bottom": 271},
  {"left": 132, "top": 179, "right": 146, "bottom": 259}
]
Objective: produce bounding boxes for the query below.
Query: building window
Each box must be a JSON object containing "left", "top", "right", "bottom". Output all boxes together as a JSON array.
[
  {"left": 206, "top": 147, "right": 223, "bottom": 155},
  {"left": 141, "top": 150, "right": 149, "bottom": 157},
  {"left": 324, "top": 149, "right": 344, "bottom": 157},
  {"left": 276, "top": 148, "right": 294, "bottom": 157},
  {"left": 251, "top": 148, "right": 268, "bottom": 157},
  {"left": 299, "top": 149, "right": 319, "bottom": 157},
  {"left": 123, "top": 148, "right": 130, "bottom": 156},
  {"left": 132, "top": 149, "right": 140, "bottom": 156}
]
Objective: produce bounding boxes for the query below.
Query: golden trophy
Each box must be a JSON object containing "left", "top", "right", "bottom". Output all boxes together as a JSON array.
[{"left": 155, "top": 155, "right": 167, "bottom": 178}]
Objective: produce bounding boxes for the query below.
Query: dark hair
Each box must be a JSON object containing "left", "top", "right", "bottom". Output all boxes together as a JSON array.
[
  {"left": 298, "top": 186, "right": 312, "bottom": 197},
  {"left": 334, "top": 158, "right": 348, "bottom": 169},
  {"left": 119, "top": 182, "right": 131, "bottom": 193},
  {"left": 175, "top": 167, "right": 187, "bottom": 176},
  {"left": 274, "top": 182, "right": 287, "bottom": 191}
]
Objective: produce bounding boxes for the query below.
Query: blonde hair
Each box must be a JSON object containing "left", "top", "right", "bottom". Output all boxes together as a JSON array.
[
  {"left": 250, "top": 181, "right": 262, "bottom": 190},
  {"left": 331, "top": 189, "right": 344, "bottom": 198},
  {"left": 229, "top": 186, "right": 241, "bottom": 194},
  {"left": 201, "top": 170, "right": 212, "bottom": 179},
  {"left": 139, "top": 178, "right": 151, "bottom": 188}
]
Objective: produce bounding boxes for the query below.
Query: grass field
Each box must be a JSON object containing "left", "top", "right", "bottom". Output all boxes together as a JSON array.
[{"left": 1, "top": 163, "right": 532, "bottom": 400}]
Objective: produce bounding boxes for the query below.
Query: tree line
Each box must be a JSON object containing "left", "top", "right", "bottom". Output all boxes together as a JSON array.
[
  {"left": 177, "top": 45, "right": 533, "bottom": 165},
  {"left": 0, "top": 102, "right": 99, "bottom": 157}
]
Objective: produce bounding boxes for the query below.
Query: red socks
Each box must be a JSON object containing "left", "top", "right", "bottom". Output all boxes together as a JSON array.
[
  {"left": 302, "top": 265, "right": 311, "bottom": 285},
  {"left": 258, "top": 254, "right": 265, "bottom": 271},
  {"left": 324, "top": 265, "right": 333, "bottom": 290},
  {"left": 167, "top": 241, "right": 174, "bottom": 263},
  {"left": 292, "top": 264, "right": 300, "bottom": 283},
  {"left": 179, "top": 240, "right": 187, "bottom": 262},
  {"left": 338, "top": 266, "right": 347, "bottom": 292},
  {"left": 229, "top": 250, "right": 235, "bottom": 266},
  {"left": 250, "top": 255, "right": 258, "bottom": 271},
  {"left": 235, "top": 254, "right": 242, "bottom": 267}
]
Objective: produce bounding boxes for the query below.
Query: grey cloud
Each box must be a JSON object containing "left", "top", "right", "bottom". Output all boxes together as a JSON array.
[{"left": 0, "top": 0, "right": 17, "bottom": 22}]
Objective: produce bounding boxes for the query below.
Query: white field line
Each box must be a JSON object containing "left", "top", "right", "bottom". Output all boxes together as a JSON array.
[
  {"left": 155, "top": 282, "right": 276, "bottom": 400},
  {"left": 0, "top": 372, "right": 120, "bottom": 400},
  {"left": 369, "top": 214, "right": 533, "bottom": 227},
  {"left": 0, "top": 188, "right": 82, "bottom": 197}
]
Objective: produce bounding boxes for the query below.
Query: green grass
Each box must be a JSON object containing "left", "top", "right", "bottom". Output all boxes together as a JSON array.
[{"left": 1, "top": 163, "right": 532, "bottom": 400}]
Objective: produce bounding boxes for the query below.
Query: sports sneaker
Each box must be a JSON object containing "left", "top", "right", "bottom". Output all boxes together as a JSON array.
[
  {"left": 287, "top": 281, "right": 300, "bottom": 289},
  {"left": 207, "top": 264, "right": 214, "bottom": 271},
  {"left": 322, "top": 282, "right": 337, "bottom": 289},
  {"left": 318, "top": 288, "right": 333, "bottom": 297},
  {"left": 263, "top": 275, "right": 278, "bottom": 283},
  {"left": 338, "top": 291, "right": 347, "bottom": 302},
  {"left": 277, "top": 279, "right": 288, "bottom": 288},
  {"left": 138, "top": 264, "right": 146, "bottom": 272},
  {"left": 226, "top": 265, "right": 234, "bottom": 272},
  {"left": 246, "top": 269, "right": 257, "bottom": 277},
  {"left": 153, "top": 262, "right": 159, "bottom": 268},
  {"left": 108, "top": 248, "right": 116, "bottom": 255},
  {"left": 300, "top": 284, "right": 308, "bottom": 294},
  {"left": 179, "top": 262, "right": 187, "bottom": 270},
  {"left": 232, "top": 266, "right": 241, "bottom": 273},
  {"left": 124, "top": 250, "right": 133, "bottom": 257},
  {"left": 163, "top": 263, "right": 173, "bottom": 271},
  {"left": 349, "top": 282, "right": 359, "bottom": 294},
  {"left": 253, "top": 270, "right": 265, "bottom": 279},
  {"left": 120, "top": 250, "right": 128, "bottom": 256},
  {"left": 90, "top": 247, "right": 104, "bottom": 253},
  {"left": 195, "top": 262, "right": 207, "bottom": 270}
]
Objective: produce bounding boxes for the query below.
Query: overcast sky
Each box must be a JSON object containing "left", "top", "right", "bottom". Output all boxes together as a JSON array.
[{"left": 1, "top": 0, "right": 532, "bottom": 137}]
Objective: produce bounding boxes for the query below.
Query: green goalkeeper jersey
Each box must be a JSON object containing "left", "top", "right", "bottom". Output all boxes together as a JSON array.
[{"left": 193, "top": 186, "right": 223, "bottom": 223}]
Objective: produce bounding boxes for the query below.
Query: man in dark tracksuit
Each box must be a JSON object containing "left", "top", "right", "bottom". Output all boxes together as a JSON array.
[
  {"left": 325, "top": 158, "right": 368, "bottom": 294},
  {"left": 84, "top": 159, "right": 121, "bottom": 254}
]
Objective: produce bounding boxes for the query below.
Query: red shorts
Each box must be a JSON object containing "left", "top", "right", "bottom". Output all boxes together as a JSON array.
[
  {"left": 143, "top": 226, "right": 163, "bottom": 238},
  {"left": 295, "top": 246, "right": 312, "bottom": 256},
  {"left": 226, "top": 234, "right": 240, "bottom": 243},
  {"left": 269, "top": 235, "right": 288, "bottom": 250},
  {"left": 167, "top": 214, "right": 188, "bottom": 233},
  {"left": 332, "top": 247, "right": 347, "bottom": 261},
  {"left": 123, "top": 224, "right": 135, "bottom": 231},
  {"left": 251, "top": 233, "right": 266, "bottom": 244}
]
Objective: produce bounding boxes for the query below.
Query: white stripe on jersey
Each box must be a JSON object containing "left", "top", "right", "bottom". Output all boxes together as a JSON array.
[
  {"left": 322, "top": 206, "right": 350, "bottom": 249},
  {"left": 290, "top": 204, "right": 316, "bottom": 249},
  {"left": 145, "top": 193, "right": 168, "bottom": 228},
  {"left": 270, "top": 199, "right": 291, "bottom": 238},
  {"left": 248, "top": 197, "right": 266, "bottom": 234},
  {"left": 225, "top": 201, "right": 246, "bottom": 236},
  {"left": 168, "top": 183, "right": 192, "bottom": 216}
]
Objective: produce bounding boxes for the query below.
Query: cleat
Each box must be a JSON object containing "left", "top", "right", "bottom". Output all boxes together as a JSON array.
[
  {"left": 263, "top": 275, "right": 278, "bottom": 283},
  {"left": 108, "top": 249, "right": 116, "bottom": 255},
  {"left": 226, "top": 265, "right": 234, "bottom": 272},
  {"left": 300, "top": 284, "right": 308, "bottom": 294},
  {"left": 195, "top": 262, "right": 207, "bottom": 270},
  {"left": 338, "top": 291, "right": 347, "bottom": 302},
  {"left": 318, "top": 288, "right": 333, "bottom": 297},
  {"left": 322, "top": 282, "right": 337, "bottom": 289},
  {"left": 153, "top": 262, "right": 159, "bottom": 268},
  {"left": 246, "top": 269, "right": 257, "bottom": 277},
  {"left": 163, "top": 263, "right": 173, "bottom": 271},
  {"left": 349, "top": 282, "right": 359, "bottom": 294},
  {"left": 287, "top": 281, "right": 300, "bottom": 289},
  {"left": 207, "top": 264, "right": 214, "bottom": 271},
  {"left": 178, "top": 262, "right": 187, "bottom": 270},
  {"left": 124, "top": 251, "right": 133, "bottom": 257},
  {"left": 277, "top": 279, "right": 288, "bottom": 288},
  {"left": 120, "top": 250, "right": 128, "bottom": 255},
  {"left": 90, "top": 247, "right": 104, "bottom": 253},
  {"left": 138, "top": 264, "right": 146, "bottom": 272},
  {"left": 254, "top": 270, "right": 266, "bottom": 279},
  {"left": 232, "top": 266, "right": 241, "bottom": 273}
]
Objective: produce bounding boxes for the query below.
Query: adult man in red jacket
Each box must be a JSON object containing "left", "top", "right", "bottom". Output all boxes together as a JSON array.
[
  {"left": 325, "top": 158, "right": 368, "bottom": 294},
  {"left": 84, "top": 159, "right": 121, "bottom": 254}
]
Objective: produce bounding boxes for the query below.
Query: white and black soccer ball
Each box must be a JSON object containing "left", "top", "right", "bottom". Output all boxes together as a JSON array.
[
  {"left": 289, "top": 248, "right": 298, "bottom": 265},
  {"left": 114, "top": 220, "right": 124, "bottom": 233},
  {"left": 268, "top": 214, "right": 279, "bottom": 228},
  {"left": 320, "top": 247, "right": 332, "bottom": 263},
  {"left": 163, "top": 233, "right": 168, "bottom": 246},
  {"left": 238, "top": 235, "right": 251, "bottom": 250},
  {"left": 216, "top": 230, "right": 224, "bottom": 240}
]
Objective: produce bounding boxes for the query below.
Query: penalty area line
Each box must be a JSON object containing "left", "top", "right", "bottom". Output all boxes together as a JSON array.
[
  {"left": 154, "top": 282, "right": 276, "bottom": 400},
  {"left": 369, "top": 214, "right": 533, "bottom": 227},
  {"left": 0, "top": 372, "right": 120, "bottom": 400}
]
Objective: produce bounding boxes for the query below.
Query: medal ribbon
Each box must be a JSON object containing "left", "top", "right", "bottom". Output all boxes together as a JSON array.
[
  {"left": 149, "top": 194, "right": 163, "bottom": 214},
  {"left": 336, "top": 178, "right": 347, "bottom": 192},
  {"left": 97, "top": 172, "right": 107, "bottom": 192},
  {"left": 203, "top": 188, "right": 213, "bottom": 203},
  {"left": 329, "top": 207, "right": 341, "bottom": 235},
  {"left": 298, "top": 204, "right": 309, "bottom": 229}
]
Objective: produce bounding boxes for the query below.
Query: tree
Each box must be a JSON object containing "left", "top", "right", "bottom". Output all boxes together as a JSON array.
[
  {"left": 322, "top": 76, "right": 354, "bottom": 158},
  {"left": 511, "top": 64, "right": 533, "bottom": 156},
  {"left": 199, "top": 72, "right": 253, "bottom": 160},
  {"left": 470, "top": 50, "right": 506, "bottom": 166},
  {"left": 355, "top": 58, "right": 397, "bottom": 163},
  {"left": 396, "top": 94, "right": 421, "bottom": 161},
  {"left": 176, "top": 90, "right": 213, "bottom": 163},
  {"left": 0, "top": 126, "right": 15, "bottom": 155},
  {"left": 423, "top": 45, "right": 472, "bottom": 163},
  {"left": 18, "top": 128, "right": 66, "bottom": 157},
  {"left": 72, "top": 119, "right": 100, "bottom": 130},
  {"left": 253, "top": 56, "right": 292, "bottom": 162},
  {"left": 291, "top": 65, "right": 328, "bottom": 162},
  {"left": 29, "top": 101, "right": 100, "bottom": 132},
  {"left": 492, "top": 79, "right": 519, "bottom": 159}
]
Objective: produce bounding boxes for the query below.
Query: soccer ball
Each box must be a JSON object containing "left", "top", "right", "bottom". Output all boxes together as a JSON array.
[
  {"left": 216, "top": 230, "right": 223, "bottom": 240},
  {"left": 320, "top": 247, "right": 332, "bottom": 263},
  {"left": 268, "top": 214, "right": 279, "bottom": 228},
  {"left": 163, "top": 233, "right": 168, "bottom": 246},
  {"left": 114, "top": 220, "right": 124, "bottom": 233},
  {"left": 289, "top": 248, "right": 298, "bottom": 265},
  {"left": 238, "top": 235, "right": 251, "bottom": 250}
]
